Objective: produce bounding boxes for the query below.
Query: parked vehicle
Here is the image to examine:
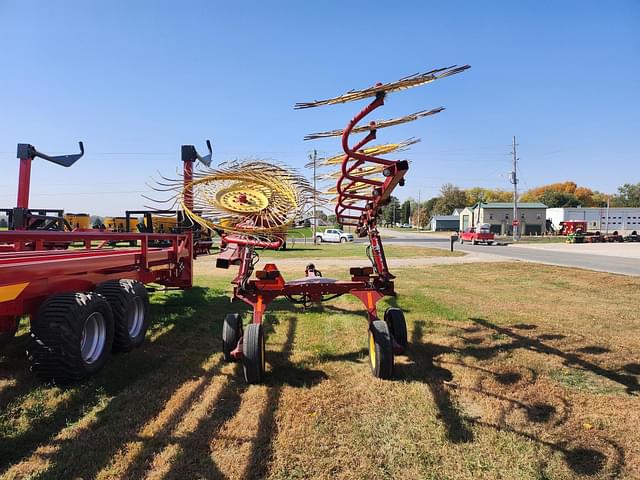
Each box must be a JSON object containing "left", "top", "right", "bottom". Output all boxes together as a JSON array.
[
  {"left": 624, "top": 230, "right": 639, "bottom": 242},
  {"left": 401, "top": 223, "right": 412, "bottom": 228},
  {"left": 316, "top": 228, "right": 354, "bottom": 243},
  {"left": 459, "top": 223, "right": 495, "bottom": 245}
]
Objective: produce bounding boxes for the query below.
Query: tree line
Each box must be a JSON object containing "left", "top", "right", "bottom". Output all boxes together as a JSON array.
[{"left": 379, "top": 181, "right": 640, "bottom": 228}]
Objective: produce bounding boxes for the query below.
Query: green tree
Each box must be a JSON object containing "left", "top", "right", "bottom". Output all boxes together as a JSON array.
[
  {"left": 539, "top": 190, "right": 580, "bottom": 208},
  {"left": 615, "top": 183, "right": 640, "bottom": 207},
  {"left": 381, "top": 196, "right": 401, "bottom": 226},
  {"left": 400, "top": 200, "right": 411, "bottom": 224},
  {"left": 433, "top": 184, "right": 467, "bottom": 215}
]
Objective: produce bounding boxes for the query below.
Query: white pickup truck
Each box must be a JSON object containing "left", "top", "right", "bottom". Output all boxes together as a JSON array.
[{"left": 315, "top": 228, "right": 354, "bottom": 243}]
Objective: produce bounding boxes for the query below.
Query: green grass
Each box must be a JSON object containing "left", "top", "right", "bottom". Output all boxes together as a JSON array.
[
  {"left": 1, "top": 262, "right": 639, "bottom": 479},
  {"left": 262, "top": 242, "right": 464, "bottom": 259},
  {"left": 504, "top": 235, "right": 567, "bottom": 244}
]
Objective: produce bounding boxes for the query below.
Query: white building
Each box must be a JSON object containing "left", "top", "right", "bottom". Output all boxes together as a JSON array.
[{"left": 546, "top": 207, "right": 640, "bottom": 233}]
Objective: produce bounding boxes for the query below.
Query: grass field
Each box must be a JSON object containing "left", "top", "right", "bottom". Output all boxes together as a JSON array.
[
  {"left": 263, "top": 243, "right": 464, "bottom": 259},
  {"left": 1, "top": 260, "right": 639, "bottom": 479}
]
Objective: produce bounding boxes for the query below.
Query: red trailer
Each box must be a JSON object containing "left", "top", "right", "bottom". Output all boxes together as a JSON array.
[{"left": 0, "top": 142, "right": 210, "bottom": 383}]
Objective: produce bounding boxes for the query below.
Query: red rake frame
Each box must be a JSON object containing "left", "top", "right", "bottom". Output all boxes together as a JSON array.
[{"left": 218, "top": 90, "right": 409, "bottom": 364}]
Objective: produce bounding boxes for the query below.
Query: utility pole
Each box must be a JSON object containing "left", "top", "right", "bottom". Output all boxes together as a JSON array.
[
  {"left": 510, "top": 136, "right": 519, "bottom": 241},
  {"left": 605, "top": 195, "right": 610, "bottom": 234},
  {"left": 312, "top": 149, "right": 318, "bottom": 244}
]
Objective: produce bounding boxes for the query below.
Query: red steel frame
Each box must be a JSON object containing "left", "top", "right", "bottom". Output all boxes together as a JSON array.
[
  {"left": 219, "top": 91, "right": 405, "bottom": 359},
  {"left": 0, "top": 148, "right": 196, "bottom": 335}
]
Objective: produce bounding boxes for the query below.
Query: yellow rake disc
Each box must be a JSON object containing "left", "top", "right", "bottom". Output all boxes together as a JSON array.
[
  {"left": 173, "top": 161, "right": 314, "bottom": 239},
  {"left": 304, "top": 108, "right": 444, "bottom": 140},
  {"left": 295, "top": 65, "right": 470, "bottom": 109}
]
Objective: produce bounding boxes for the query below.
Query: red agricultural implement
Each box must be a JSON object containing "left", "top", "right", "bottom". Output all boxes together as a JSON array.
[
  {"left": 213, "top": 66, "right": 470, "bottom": 383},
  {"left": 0, "top": 141, "right": 211, "bottom": 383}
]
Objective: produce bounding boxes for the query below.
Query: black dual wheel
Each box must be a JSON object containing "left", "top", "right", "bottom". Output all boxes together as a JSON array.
[
  {"left": 95, "top": 280, "right": 149, "bottom": 352},
  {"left": 27, "top": 292, "right": 115, "bottom": 384},
  {"left": 243, "top": 323, "right": 265, "bottom": 384},
  {"left": 222, "top": 313, "right": 242, "bottom": 362},
  {"left": 385, "top": 307, "right": 408, "bottom": 353}
]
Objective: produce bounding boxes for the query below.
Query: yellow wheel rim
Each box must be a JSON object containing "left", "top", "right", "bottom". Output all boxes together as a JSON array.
[{"left": 369, "top": 330, "right": 376, "bottom": 369}]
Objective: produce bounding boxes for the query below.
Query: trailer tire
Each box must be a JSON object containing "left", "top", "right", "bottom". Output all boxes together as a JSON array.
[
  {"left": 27, "top": 292, "right": 114, "bottom": 384},
  {"left": 95, "top": 280, "right": 149, "bottom": 352},
  {"left": 222, "top": 313, "right": 242, "bottom": 362},
  {"left": 0, "top": 317, "right": 19, "bottom": 347},
  {"left": 368, "top": 320, "right": 394, "bottom": 379},
  {"left": 243, "top": 323, "right": 265, "bottom": 384},
  {"left": 385, "top": 308, "right": 408, "bottom": 352}
]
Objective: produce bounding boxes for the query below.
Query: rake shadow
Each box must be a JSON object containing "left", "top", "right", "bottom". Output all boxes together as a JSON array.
[{"left": 0, "top": 286, "right": 237, "bottom": 479}]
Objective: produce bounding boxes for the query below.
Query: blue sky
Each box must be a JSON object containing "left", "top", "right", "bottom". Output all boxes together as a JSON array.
[{"left": 0, "top": 1, "right": 638, "bottom": 215}]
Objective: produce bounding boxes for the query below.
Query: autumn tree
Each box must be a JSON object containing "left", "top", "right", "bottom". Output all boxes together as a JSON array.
[{"left": 466, "top": 187, "right": 512, "bottom": 205}]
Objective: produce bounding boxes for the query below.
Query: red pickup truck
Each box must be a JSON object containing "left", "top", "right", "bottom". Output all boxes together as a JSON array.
[{"left": 459, "top": 224, "right": 495, "bottom": 245}]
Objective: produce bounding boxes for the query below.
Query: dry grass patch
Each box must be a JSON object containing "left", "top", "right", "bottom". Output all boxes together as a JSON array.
[{"left": 0, "top": 262, "right": 638, "bottom": 479}]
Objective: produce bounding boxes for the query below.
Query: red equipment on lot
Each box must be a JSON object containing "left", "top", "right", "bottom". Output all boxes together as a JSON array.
[
  {"left": 559, "top": 220, "right": 587, "bottom": 236},
  {"left": 213, "top": 66, "right": 470, "bottom": 383},
  {"left": 0, "top": 141, "right": 210, "bottom": 383}
]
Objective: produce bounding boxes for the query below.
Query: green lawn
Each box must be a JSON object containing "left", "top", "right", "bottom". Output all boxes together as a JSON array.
[
  {"left": 1, "top": 262, "right": 638, "bottom": 479},
  {"left": 265, "top": 242, "right": 464, "bottom": 259}
]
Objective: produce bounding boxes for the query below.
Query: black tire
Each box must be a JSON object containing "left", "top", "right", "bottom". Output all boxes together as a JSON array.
[
  {"left": 222, "top": 313, "right": 242, "bottom": 362},
  {"left": 472, "top": 239, "right": 478, "bottom": 245},
  {"left": 368, "top": 320, "right": 394, "bottom": 379},
  {"left": 487, "top": 241, "right": 494, "bottom": 246},
  {"left": 27, "top": 292, "right": 114, "bottom": 384},
  {"left": 459, "top": 238, "right": 464, "bottom": 244},
  {"left": 340, "top": 237, "right": 347, "bottom": 243},
  {"left": 0, "top": 317, "right": 18, "bottom": 347},
  {"left": 95, "top": 280, "right": 149, "bottom": 352},
  {"left": 316, "top": 236, "right": 323, "bottom": 243},
  {"left": 385, "top": 308, "right": 408, "bottom": 352},
  {"left": 243, "top": 323, "right": 265, "bottom": 384}
]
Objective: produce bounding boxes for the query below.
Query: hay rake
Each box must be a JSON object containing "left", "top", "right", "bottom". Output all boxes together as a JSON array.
[{"left": 183, "top": 65, "right": 469, "bottom": 383}]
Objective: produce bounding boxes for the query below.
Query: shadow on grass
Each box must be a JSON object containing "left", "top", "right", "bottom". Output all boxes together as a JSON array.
[
  {"left": 444, "top": 317, "right": 630, "bottom": 476},
  {"left": 241, "top": 315, "right": 326, "bottom": 479},
  {"left": 0, "top": 286, "right": 240, "bottom": 478},
  {"left": 468, "top": 318, "right": 639, "bottom": 395},
  {"left": 395, "top": 320, "right": 474, "bottom": 444}
]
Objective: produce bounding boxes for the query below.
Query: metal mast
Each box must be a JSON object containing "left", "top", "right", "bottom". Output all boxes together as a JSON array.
[{"left": 511, "top": 136, "right": 519, "bottom": 241}]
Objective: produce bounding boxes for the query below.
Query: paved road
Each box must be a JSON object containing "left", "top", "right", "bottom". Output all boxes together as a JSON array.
[{"left": 371, "top": 230, "right": 640, "bottom": 276}]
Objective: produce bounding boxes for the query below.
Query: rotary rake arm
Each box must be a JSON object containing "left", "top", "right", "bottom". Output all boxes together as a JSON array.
[{"left": 300, "top": 65, "right": 469, "bottom": 281}]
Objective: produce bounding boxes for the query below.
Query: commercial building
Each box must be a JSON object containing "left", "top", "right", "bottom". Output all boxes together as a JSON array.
[
  {"left": 459, "top": 202, "right": 547, "bottom": 235},
  {"left": 546, "top": 207, "right": 640, "bottom": 233},
  {"left": 429, "top": 215, "right": 459, "bottom": 231}
]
